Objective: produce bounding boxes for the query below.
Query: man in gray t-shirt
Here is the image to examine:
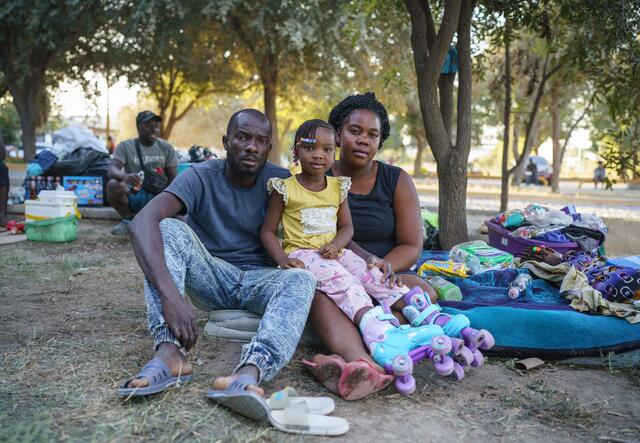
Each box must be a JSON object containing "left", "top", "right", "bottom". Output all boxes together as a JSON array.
[
  {"left": 117, "top": 109, "right": 316, "bottom": 419},
  {"left": 166, "top": 158, "right": 288, "bottom": 267},
  {"left": 106, "top": 110, "right": 178, "bottom": 235}
]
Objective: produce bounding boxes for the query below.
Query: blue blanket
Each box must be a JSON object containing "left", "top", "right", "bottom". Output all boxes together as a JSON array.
[{"left": 427, "top": 266, "right": 640, "bottom": 358}]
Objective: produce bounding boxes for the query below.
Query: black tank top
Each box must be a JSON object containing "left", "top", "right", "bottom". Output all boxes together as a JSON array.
[{"left": 328, "top": 161, "right": 401, "bottom": 258}]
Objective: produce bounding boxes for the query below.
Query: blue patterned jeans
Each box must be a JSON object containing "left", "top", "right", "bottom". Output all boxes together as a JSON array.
[{"left": 144, "top": 218, "right": 316, "bottom": 382}]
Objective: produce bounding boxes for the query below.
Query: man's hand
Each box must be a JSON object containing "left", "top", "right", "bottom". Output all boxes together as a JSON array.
[
  {"left": 162, "top": 296, "right": 199, "bottom": 351},
  {"left": 318, "top": 242, "right": 340, "bottom": 259},
  {"left": 366, "top": 255, "right": 402, "bottom": 288},
  {"left": 278, "top": 258, "right": 306, "bottom": 269},
  {"left": 124, "top": 173, "right": 142, "bottom": 189}
]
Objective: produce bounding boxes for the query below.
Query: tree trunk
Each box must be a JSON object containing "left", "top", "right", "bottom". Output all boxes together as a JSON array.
[
  {"left": 412, "top": 125, "right": 426, "bottom": 177},
  {"left": 260, "top": 52, "right": 280, "bottom": 164},
  {"left": 263, "top": 80, "right": 280, "bottom": 164},
  {"left": 438, "top": 74, "right": 455, "bottom": 140},
  {"left": 511, "top": 113, "right": 540, "bottom": 185},
  {"left": 512, "top": 124, "right": 519, "bottom": 162},
  {"left": 500, "top": 23, "right": 512, "bottom": 212},
  {"left": 11, "top": 86, "right": 40, "bottom": 161},
  {"left": 404, "top": 0, "right": 466, "bottom": 248},
  {"left": 440, "top": 0, "right": 473, "bottom": 249},
  {"left": 550, "top": 84, "right": 561, "bottom": 193},
  {"left": 437, "top": 155, "right": 468, "bottom": 248}
]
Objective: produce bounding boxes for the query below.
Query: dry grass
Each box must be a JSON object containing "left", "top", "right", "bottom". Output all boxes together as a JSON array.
[
  {"left": 499, "top": 379, "right": 601, "bottom": 427},
  {"left": 1, "top": 219, "right": 639, "bottom": 442}
]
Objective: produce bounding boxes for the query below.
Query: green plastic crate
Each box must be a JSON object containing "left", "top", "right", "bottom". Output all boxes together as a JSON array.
[{"left": 25, "top": 215, "right": 78, "bottom": 243}]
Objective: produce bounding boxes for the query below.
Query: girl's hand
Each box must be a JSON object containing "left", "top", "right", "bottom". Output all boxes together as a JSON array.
[
  {"left": 366, "top": 255, "right": 402, "bottom": 288},
  {"left": 279, "top": 258, "right": 306, "bottom": 269},
  {"left": 318, "top": 242, "right": 340, "bottom": 259}
]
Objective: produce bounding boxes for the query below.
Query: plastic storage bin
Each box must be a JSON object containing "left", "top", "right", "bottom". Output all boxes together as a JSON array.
[
  {"left": 25, "top": 190, "right": 79, "bottom": 221},
  {"left": 485, "top": 219, "right": 591, "bottom": 257},
  {"left": 25, "top": 215, "right": 78, "bottom": 242}
]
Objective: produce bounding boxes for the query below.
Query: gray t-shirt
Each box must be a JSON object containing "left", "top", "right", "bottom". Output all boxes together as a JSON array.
[
  {"left": 113, "top": 138, "right": 178, "bottom": 174},
  {"left": 165, "top": 159, "right": 290, "bottom": 268}
]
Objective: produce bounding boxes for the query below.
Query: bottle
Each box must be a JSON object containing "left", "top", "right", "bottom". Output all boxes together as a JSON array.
[
  {"left": 24, "top": 179, "right": 30, "bottom": 201},
  {"left": 425, "top": 276, "right": 462, "bottom": 301},
  {"left": 54, "top": 176, "right": 62, "bottom": 189},
  {"left": 132, "top": 170, "right": 144, "bottom": 193},
  {"left": 46, "top": 176, "right": 54, "bottom": 190},
  {"left": 29, "top": 178, "right": 37, "bottom": 200},
  {"left": 508, "top": 273, "right": 533, "bottom": 299},
  {"left": 36, "top": 176, "right": 44, "bottom": 194}
]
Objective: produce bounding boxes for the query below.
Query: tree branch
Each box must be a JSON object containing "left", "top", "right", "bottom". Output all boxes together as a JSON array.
[
  {"left": 455, "top": 0, "right": 473, "bottom": 158},
  {"left": 559, "top": 91, "right": 596, "bottom": 155},
  {"left": 419, "top": 1, "right": 437, "bottom": 46},
  {"left": 404, "top": 0, "right": 429, "bottom": 71},
  {"left": 509, "top": 54, "right": 550, "bottom": 174},
  {"left": 425, "top": 0, "right": 462, "bottom": 85}
]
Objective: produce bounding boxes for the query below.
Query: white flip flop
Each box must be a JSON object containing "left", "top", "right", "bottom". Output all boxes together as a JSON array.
[
  {"left": 207, "top": 376, "right": 348, "bottom": 436},
  {"left": 266, "top": 387, "right": 335, "bottom": 415},
  {"left": 270, "top": 402, "right": 349, "bottom": 436}
]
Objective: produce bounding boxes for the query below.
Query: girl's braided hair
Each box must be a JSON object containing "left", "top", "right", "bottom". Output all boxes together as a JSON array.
[{"left": 291, "top": 119, "right": 335, "bottom": 162}]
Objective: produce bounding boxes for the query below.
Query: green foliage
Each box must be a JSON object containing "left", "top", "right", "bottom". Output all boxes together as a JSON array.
[
  {"left": 115, "top": 0, "right": 251, "bottom": 125},
  {"left": 557, "top": 0, "right": 640, "bottom": 180},
  {"left": 0, "top": 0, "right": 114, "bottom": 89},
  {"left": 0, "top": 0, "right": 118, "bottom": 159}
]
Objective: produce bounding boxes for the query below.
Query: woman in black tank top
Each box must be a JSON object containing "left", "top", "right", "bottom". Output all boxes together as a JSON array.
[{"left": 306, "top": 93, "right": 433, "bottom": 400}]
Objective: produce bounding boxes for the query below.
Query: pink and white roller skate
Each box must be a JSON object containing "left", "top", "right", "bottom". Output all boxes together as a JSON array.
[
  {"left": 359, "top": 305, "right": 454, "bottom": 395},
  {"left": 402, "top": 287, "right": 495, "bottom": 374}
]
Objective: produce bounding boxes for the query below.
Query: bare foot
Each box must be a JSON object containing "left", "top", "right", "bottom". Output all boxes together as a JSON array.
[
  {"left": 211, "top": 365, "right": 264, "bottom": 396},
  {"left": 343, "top": 352, "right": 385, "bottom": 374},
  {"left": 303, "top": 354, "right": 345, "bottom": 394},
  {"left": 128, "top": 343, "right": 193, "bottom": 388}
]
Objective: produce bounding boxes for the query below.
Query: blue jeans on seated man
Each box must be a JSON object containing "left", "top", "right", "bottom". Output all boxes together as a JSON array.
[
  {"left": 145, "top": 218, "right": 317, "bottom": 382},
  {"left": 128, "top": 188, "right": 156, "bottom": 214}
]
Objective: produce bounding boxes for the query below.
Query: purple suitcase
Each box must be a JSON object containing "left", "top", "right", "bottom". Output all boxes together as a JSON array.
[{"left": 485, "top": 219, "right": 589, "bottom": 257}]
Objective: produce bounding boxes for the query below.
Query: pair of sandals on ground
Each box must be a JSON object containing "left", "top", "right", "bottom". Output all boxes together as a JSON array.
[{"left": 117, "top": 357, "right": 349, "bottom": 436}]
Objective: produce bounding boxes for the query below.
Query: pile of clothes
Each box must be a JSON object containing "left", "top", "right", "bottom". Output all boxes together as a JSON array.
[
  {"left": 26, "top": 126, "right": 110, "bottom": 179},
  {"left": 495, "top": 204, "right": 607, "bottom": 253}
]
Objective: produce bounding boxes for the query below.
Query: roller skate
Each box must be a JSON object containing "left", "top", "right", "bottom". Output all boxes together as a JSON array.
[
  {"left": 359, "top": 305, "right": 454, "bottom": 395},
  {"left": 402, "top": 287, "right": 495, "bottom": 373}
]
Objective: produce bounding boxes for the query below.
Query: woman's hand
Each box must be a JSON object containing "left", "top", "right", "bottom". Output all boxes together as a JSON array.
[
  {"left": 366, "top": 255, "right": 403, "bottom": 288},
  {"left": 279, "top": 257, "right": 307, "bottom": 269}
]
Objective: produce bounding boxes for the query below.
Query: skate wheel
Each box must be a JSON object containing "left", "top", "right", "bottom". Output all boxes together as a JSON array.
[
  {"left": 477, "top": 329, "right": 495, "bottom": 350},
  {"left": 450, "top": 338, "right": 465, "bottom": 355},
  {"left": 391, "top": 354, "right": 413, "bottom": 376},
  {"left": 456, "top": 346, "right": 474, "bottom": 367},
  {"left": 450, "top": 362, "right": 465, "bottom": 381},
  {"left": 433, "top": 354, "right": 455, "bottom": 376},
  {"left": 471, "top": 350, "right": 485, "bottom": 368},
  {"left": 395, "top": 374, "right": 416, "bottom": 395},
  {"left": 431, "top": 335, "right": 452, "bottom": 355}
]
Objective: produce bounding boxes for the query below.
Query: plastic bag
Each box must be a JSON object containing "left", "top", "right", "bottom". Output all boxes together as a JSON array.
[
  {"left": 496, "top": 209, "right": 524, "bottom": 229},
  {"left": 450, "top": 240, "right": 514, "bottom": 274},
  {"left": 417, "top": 260, "right": 468, "bottom": 278}
]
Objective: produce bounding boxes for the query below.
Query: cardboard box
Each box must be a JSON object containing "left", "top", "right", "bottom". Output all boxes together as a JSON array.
[{"left": 63, "top": 176, "right": 104, "bottom": 206}]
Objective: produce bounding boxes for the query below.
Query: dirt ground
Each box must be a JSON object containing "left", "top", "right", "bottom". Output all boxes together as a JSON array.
[{"left": 1, "top": 219, "right": 639, "bottom": 442}]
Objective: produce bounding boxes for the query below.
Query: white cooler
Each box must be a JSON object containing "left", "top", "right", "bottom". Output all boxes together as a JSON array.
[{"left": 25, "top": 190, "right": 80, "bottom": 221}]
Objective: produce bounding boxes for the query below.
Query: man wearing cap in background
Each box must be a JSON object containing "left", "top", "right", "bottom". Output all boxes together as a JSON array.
[{"left": 107, "top": 111, "right": 178, "bottom": 235}]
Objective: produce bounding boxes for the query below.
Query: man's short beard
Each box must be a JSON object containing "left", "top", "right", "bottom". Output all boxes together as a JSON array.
[{"left": 226, "top": 154, "right": 265, "bottom": 177}]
